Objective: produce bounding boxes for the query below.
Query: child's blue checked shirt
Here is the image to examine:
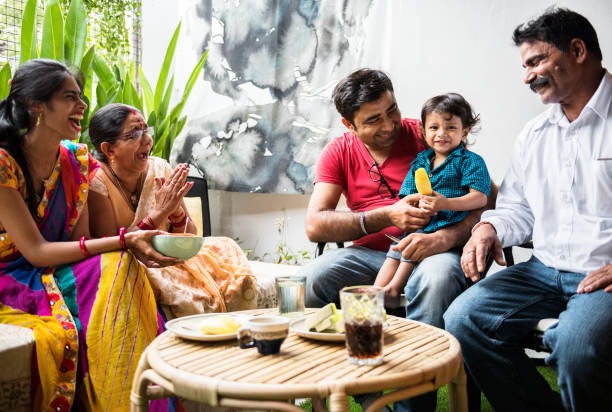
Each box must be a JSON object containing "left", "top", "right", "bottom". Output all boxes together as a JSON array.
[{"left": 398, "top": 146, "right": 490, "bottom": 233}]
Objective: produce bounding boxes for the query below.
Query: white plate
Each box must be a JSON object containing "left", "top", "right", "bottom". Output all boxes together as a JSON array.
[
  {"left": 290, "top": 318, "right": 390, "bottom": 342},
  {"left": 166, "top": 313, "right": 252, "bottom": 342},
  {"left": 290, "top": 318, "right": 345, "bottom": 342}
]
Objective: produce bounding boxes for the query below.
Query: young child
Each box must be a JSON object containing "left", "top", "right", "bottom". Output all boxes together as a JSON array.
[{"left": 374, "top": 93, "right": 490, "bottom": 307}]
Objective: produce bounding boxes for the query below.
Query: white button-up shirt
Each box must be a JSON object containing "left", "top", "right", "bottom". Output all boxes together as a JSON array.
[{"left": 482, "top": 70, "right": 612, "bottom": 274}]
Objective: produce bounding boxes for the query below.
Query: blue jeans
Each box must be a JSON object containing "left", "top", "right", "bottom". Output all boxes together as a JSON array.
[
  {"left": 444, "top": 256, "right": 612, "bottom": 412},
  {"left": 300, "top": 245, "right": 466, "bottom": 412}
]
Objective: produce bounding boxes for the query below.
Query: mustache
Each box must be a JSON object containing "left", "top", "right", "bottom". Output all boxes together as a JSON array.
[{"left": 529, "top": 75, "right": 549, "bottom": 93}]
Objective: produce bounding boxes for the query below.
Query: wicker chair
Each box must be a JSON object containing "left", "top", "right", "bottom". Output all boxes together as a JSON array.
[{"left": 185, "top": 175, "right": 212, "bottom": 237}]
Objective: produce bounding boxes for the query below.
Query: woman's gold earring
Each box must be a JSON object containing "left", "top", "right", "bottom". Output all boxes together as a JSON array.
[{"left": 35, "top": 115, "right": 41, "bottom": 128}]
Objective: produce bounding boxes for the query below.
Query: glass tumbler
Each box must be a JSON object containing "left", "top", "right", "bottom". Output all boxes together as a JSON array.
[
  {"left": 275, "top": 275, "right": 306, "bottom": 319},
  {"left": 339, "top": 285, "right": 385, "bottom": 365}
]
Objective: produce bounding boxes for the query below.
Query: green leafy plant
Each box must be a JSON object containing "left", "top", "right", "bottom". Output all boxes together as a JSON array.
[
  {"left": 233, "top": 237, "right": 265, "bottom": 262},
  {"left": 19, "top": 0, "right": 96, "bottom": 136},
  {"left": 14, "top": 0, "right": 208, "bottom": 160},
  {"left": 54, "top": 0, "right": 139, "bottom": 70},
  {"left": 139, "top": 24, "right": 208, "bottom": 160},
  {"left": 272, "top": 215, "right": 312, "bottom": 266},
  {"left": 234, "top": 219, "right": 313, "bottom": 265},
  {"left": 92, "top": 23, "right": 208, "bottom": 160},
  {"left": 0, "top": 0, "right": 29, "bottom": 64},
  {"left": 0, "top": 63, "right": 12, "bottom": 100},
  {"left": 72, "top": 0, "right": 140, "bottom": 69}
]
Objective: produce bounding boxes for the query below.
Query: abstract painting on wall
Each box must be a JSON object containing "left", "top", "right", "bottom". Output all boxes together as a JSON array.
[{"left": 173, "top": 0, "right": 374, "bottom": 194}]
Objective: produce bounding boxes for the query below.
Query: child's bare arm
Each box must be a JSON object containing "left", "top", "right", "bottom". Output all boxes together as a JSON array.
[
  {"left": 419, "top": 188, "right": 488, "bottom": 212},
  {"left": 374, "top": 257, "right": 401, "bottom": 287}
]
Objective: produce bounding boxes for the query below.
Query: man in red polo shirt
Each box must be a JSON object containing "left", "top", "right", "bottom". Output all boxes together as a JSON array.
[{"left": 299, "top": 69, "right": 491, "bottom": 412}]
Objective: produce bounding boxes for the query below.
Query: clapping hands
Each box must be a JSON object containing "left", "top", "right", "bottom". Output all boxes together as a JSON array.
[{"left": 154, "top": 163, "right": 193, "bottom": 217}]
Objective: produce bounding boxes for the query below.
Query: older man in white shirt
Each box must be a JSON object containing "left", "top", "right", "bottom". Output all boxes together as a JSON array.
[{"left": 444, "top": 7, "right": 612, "bottom": 412}]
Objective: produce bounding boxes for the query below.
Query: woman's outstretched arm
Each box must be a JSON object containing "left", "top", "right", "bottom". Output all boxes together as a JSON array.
[{"left": 1, "top": 186, "right": 180, "bottom": 268}]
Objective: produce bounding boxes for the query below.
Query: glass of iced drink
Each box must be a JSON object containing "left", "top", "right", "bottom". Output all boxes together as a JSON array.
[
  {"left": 275, "top": 275, "right": 306, "bottom": 319},
  {"left": 339, "top": 285, "right": 385, "bottom": 365}
]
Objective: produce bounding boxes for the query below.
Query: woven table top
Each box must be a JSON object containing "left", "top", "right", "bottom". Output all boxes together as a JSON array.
[{"left": 146, "top": 308, "right": 463, "bottom": 401}]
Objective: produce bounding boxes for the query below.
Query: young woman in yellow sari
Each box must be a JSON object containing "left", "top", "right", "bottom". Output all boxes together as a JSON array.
[
  {"left": 88, "top": 103, "right": 257, "bottom": 318},
  {"left": 0, "top": 60, "right": 181, "bottom": 412}
]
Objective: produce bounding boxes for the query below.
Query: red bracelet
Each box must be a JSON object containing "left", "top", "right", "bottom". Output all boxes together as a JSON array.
[
  {"left": 137, "top": 215, "right": 156, "bottom": 230},
  {"left": 168, "top": 209, "right": 185, "bottom": 220},
  {"left": 170, "top": 213, "right": 187, "bottom": 227},
  {"left": 79, "top": 236, "right": 91, "bottom": 258},
  {"left": 118, "top": 227, "right": 127, "bottom": 250},
  {"left": 137, "top": 221, "right": 151, "bottom": 230},
  {"left": 147, "top": 215, "right": 156, "bottom": 228}
]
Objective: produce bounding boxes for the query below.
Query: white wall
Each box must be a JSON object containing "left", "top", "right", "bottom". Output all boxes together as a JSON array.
[{"left": 142, "top": 0, "right": 612, "bottom": 263}]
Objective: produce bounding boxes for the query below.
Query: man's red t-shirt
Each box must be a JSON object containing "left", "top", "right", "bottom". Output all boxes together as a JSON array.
[{"left": 314, "top": 118, "right": 426, "bottom": 251}]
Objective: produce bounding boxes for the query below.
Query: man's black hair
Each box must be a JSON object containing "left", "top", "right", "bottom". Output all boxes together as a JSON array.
[
  {"left": 332, "top": 69, "right": 394, "bottom": 125},
  {"left": 513, "top": 7, "right": 602, "bottom": 61}
]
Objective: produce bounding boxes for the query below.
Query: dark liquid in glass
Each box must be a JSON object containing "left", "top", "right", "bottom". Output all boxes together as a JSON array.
[{"left": 345, "top": 321, "right": 383, "bottom": 358}]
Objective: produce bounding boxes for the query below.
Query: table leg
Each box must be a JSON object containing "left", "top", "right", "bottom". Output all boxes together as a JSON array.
[
  {"left": 447, "top": 362, "right": 468, "bottom": 412},
  {"left": 328, "top": 392, "right": 349, "bottom": 412},
  {"left": 312, "top": 397, "right": 328, "bottom": 412},
  {"left": 130, "top": 348, "right": 151, "bottom": 412}
]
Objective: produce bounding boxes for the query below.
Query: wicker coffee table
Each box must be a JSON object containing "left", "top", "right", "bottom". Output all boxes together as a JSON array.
[{"left": 130, "top": 308, "right": 467, "bottom": 412}]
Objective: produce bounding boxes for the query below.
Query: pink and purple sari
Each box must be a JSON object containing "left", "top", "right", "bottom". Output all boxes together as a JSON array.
[{"left": 0, "top": 141, "right": 178, "bottom": 412}]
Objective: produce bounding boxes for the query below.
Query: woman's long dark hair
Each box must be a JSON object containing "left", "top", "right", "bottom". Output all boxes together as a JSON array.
[
  {"left": 89, "top": 103, "right": 141, "bottom": 164},
  {"left": 0, "top": 59, "right": 77, "bottom": 217}
]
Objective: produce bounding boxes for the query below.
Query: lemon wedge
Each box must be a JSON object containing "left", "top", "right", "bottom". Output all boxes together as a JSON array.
[{"left": 199, "top": 315, "right": 241, "bottom": 335}]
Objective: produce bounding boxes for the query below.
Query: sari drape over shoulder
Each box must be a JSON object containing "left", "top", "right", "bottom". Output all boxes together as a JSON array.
[
  {"left": 90, "top": 157, "right": 257, "bottom": 317},
  {"left": 0, "top": 142, "right": 175, "bottom": 412}
]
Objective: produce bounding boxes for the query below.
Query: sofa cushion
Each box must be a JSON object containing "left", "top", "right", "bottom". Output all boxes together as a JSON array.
[{"left": 248, "top": 261, "right": 301, "bottom": 309}]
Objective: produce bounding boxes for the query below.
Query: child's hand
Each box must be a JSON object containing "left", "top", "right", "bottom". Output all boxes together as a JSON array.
[
  {"left": 383, "top": 285, "right": 402, "bottom": 308},
  {"left": 418, "top": 191, "right": 447, "bottom": 212}
]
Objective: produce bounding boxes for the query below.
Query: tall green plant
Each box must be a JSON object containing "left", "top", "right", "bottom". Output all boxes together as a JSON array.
[
  {"left": 19, "top": 0, "right": 95, "bottom": 140},
  {"left": 19, "top": 0, "right": 39, "bottom": 64},
  {"left": 16, "top": 0, "right": 207, "bottom": 160},
  {"left": 40, "top": 0, "right": 64, "bottom": 61},
  {"left": 58, "top": 0, "right": 141, "bottom": 70},
  {"left": 0, "top": 63, "right": 12, "bottom": 100},
  {"left": 92, "top": 22, "right": 208, "bottom": 160},
  {"left": 21, "top": 0, "right": 91, "bottom": 67}
]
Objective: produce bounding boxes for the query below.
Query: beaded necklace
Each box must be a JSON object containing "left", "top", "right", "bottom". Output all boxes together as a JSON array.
[{"left": 107, "top": 164, "right": 143, "bottom": 210}]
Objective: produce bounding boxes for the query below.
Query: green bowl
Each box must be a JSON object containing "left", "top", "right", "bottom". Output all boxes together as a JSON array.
[{"left": 151, "top": 235, "right": 204, "bottom": 260}]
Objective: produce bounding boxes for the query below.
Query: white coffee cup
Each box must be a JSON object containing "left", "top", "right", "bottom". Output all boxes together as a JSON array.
[{"left": 237, "top": 316, "right": 290, "bottom": 355}]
